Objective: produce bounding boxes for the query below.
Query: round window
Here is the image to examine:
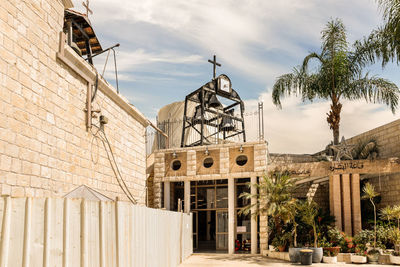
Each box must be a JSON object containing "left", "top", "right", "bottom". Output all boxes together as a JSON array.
[
  {"left": 236, "top": 155, "right": 248, "bottom": 166},
  {"left": 171, "top": 160, "right": 181, "bottom": 171},
  {"left": 203, "top": 157, "right": 214, "bottom": 168}
]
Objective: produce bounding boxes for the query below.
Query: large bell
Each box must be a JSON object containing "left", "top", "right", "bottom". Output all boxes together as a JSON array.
[
  {"left": 220, "top": 110, "right": 235, "bottom": 132},
  {"left": 192, "top": 106, "right": 202, "bottom": 125},
  {"left": 208, "top": 94, "right": 222, "bottom": 109}
]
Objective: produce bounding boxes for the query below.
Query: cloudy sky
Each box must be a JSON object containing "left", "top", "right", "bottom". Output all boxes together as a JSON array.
[{"left": 72, "top": 0, "right": 400, "bottom": 153}]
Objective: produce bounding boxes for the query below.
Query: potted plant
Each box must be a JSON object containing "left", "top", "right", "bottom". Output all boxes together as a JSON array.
[
  {"left": 239, "top": 171, "right": 296, "bottom": 254},
  {"left": 353, "top": 230, "right": 373, "bottom": 264},
  {"left": 319, "top": 237, "right": 338, "bottom": 263},
  {"left": 351, "top": 247, "right": 368, "bottom": 264},
  {"left": 271, "top": 232, "right": 291, "bottom": 252},
  {"left": 282, "top": 198, "right": 302, "bottom": 263},
  {"left": 388, "top": 227, "right": 400, "bottom": 264},
  {"left": 362, "top": 183, "right": 381, "bottom": 263},
  {"left": 299, "top": 200, "right": 323, "bottom": 263},
  {"left": 323, "top": 246, "right": 339, "bottom": 263}
]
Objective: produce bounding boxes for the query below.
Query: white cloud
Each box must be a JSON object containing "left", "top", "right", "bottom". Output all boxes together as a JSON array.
[
  {"left": 70, "top": 0, "right": 400, "bottom": 154},
  {"left": 245, "top": 92, "right": 400, "bottom": 154},
  {"left": 74, "top": 0, "right": 381, "bottom": 83}
]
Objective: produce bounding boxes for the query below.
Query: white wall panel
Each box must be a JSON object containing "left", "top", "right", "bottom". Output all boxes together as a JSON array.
[{"left": 0, "top": 197, "right": 192, "bottom": 267}]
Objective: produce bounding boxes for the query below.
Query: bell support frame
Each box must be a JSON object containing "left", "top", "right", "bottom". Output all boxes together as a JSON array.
[{"left": 180, "top": 75, "right": 246, "bottom": 147}]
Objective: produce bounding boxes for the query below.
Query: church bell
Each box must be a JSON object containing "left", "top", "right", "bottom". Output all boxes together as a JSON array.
[
  {"left": 220, "top": 110, "right": 235, "bottom": 132},
  {"left": 208, "top": 94, "right": 222, "bottom": 109},
  {"left": 192, "top": 106, "right": 202, "bottom": 125}
]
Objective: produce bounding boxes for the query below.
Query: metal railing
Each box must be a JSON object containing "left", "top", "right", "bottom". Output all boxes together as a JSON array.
[{"left": 146, "top": 102, "right": 265, "bottom": 155}]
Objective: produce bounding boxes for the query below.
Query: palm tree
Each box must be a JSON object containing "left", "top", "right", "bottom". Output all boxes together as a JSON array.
[
  {"left": 362, "top": 183, "right": 380, "bottom": 249},
  {"left": 272, "top": 18, "right": 399, "bottom": 145},
  {"left": 239, "top": 171, "right": 295, "bottom": 233},
  {"left": 356, "top": 0, "right": 400, "bottom": 67}
]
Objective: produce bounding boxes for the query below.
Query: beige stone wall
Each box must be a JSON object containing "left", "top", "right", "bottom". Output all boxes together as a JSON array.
[
  {"left": 292, "top": 182, "right": 329, "bottom": 211},
  {"left": 0, "top": 0, "right": 147, "bottom": 203},
  {"left": 347, "top": 119, "right": 400, "bottom": 208},
  {"left": 361, "top": 173, "right": 400, "bottom": 209},
  {"left": 347, "top": 119, "right": 400, "bottom": 158}
]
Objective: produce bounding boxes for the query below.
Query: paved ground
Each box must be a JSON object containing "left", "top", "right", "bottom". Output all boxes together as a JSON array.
[{"left": 179, "top": 254, "right": 387, "bottom": 267}]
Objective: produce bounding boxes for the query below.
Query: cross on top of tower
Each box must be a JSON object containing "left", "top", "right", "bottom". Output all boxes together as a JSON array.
[
  {"left": 208, "top": 55, "right": 221, "bottom": 79},
  {"left": 82, "top": 0, "right": 93, "bottom": 17}
]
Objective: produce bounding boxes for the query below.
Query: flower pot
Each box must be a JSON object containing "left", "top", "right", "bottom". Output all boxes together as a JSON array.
[
  {"left": 309, "top": 247, "right": 323, "bottom": 263},
  {"left": 323, "top": 256, "right": 337, "bottom": 263},
  {"left": 390, "top": 255, "right": 400, "bottom": 265},
  {"left": 300, "top": 249, "right": 313, "bottom": 265},
  {"left": 289, "top": 247, "right": 302, "bottom": 263},
  {"left": 367, "top": 252, "right": 379, "bottom": 263},
  {"left": 351, "top": 254, "right": 367, "bottom": 264},
  {"left": 278, "top": 246, "right": 286, "bottom": 252},
  {"left": 323, "top": 246, "right": 340, "bottom": 256}
]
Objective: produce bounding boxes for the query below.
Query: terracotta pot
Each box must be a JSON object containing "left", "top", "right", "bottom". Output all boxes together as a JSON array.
[
  {"left": 278, "top": 246, "right": 286, "bottom": 252},
  {"left": 323, "top": 246, "right": 340, "bottom": 256}
]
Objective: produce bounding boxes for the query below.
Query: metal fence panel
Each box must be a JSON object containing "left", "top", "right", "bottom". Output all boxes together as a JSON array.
[{"left": 0, "top": 197, "right": 192, "bottom": 267}]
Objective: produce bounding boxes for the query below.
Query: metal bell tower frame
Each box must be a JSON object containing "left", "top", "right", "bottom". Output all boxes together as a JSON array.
[{"left": 180, "top": 73, "right": 246, "bottom": 147}]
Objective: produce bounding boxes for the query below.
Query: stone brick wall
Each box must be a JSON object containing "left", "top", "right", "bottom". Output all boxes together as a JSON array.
[
  {"left": 269, "top": 153, "right": 317, "bottom": 164},
  {"left": 346, "top": 119, "right": 400, "bottom": 208},
  {"left": 360, "top": 173, "right": 400, "bottom": 209},
  {"left": 293, "top": 182, "right": 329, "bottom": 211},
  {"left": 0, "top": 0, "right": 147, "bottom": 203},
  {"left": 347, "top": 119, "right": 400, "bottom": 158}
]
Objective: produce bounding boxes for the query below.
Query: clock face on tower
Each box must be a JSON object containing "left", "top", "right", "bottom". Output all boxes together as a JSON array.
[{"left": 218, "top": 75, "right": 232, "bottom": 94}]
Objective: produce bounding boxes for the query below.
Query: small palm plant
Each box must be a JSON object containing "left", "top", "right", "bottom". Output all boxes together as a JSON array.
[
  {"left": 380, "top": 205, "right": 395, "bottom": 225},
  {"left": 239, "top": 171, "right": 295, "bottom": 239},
  {"left": 282, "top": 198, "right": 300, "bottom": 247},
  {"left": 389, "top": 228, "right": 400, "bottom": 253},
  {"left": 299, "top": 200, "right": 319, "bottom": 248},
  {"left": 393, "top": 205, "right": 400, "bottom": 231},
  {"left": 362, "top": 183, "right": 380, "bottom": 249}
]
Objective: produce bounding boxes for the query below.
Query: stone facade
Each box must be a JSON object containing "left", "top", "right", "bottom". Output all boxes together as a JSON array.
[
  {"left": 151, "top": 141, "right": 268, "bottom": 254},
  {"left": 0, "top": 0, "right": 148, "bottom": 203}
]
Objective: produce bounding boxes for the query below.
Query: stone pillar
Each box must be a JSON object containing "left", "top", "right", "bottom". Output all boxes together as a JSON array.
[
  {"left": 329, "top": 174, "right": 342, "bottom": 230},
  {"left": 351, "top": 173, "right": 362, "bottom": 235},
  {"left": 250, "top": 176, "right": 257, "bottom": 254},
  {"left": 228, "top": 178, "right": 235, "bottom": 254},
  {"left": 184, "top": 180, "right": 190, "bottom": 213},
  {"left": 341, "top": 174, "right": 352, "bottom": 236},
  {"left": 164, "top": 181, "right": 170, "bottom": 210}
]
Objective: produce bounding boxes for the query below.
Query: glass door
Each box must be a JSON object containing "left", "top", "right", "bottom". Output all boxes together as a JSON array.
[{"left": 216, "top": 210, "right": 228, "bottom": 250}]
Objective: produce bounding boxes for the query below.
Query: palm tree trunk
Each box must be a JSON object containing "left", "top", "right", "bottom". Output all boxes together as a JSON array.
[
  {"left": 327, "top": 98, "right": 342, "bottom": 145},
  {"left": 371, "top": 199, "right": 377, "bottom": 248},
  {"left": 294, "top": 223, "right": 297, "bottom": 247},
  {"left": 313, "top": 223, "right": 317, "bottom": 247}
]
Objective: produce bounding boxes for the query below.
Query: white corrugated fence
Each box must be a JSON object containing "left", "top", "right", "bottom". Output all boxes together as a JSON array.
[{"left": 0, "top": 197, "right": 192, "bottom": 267}]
